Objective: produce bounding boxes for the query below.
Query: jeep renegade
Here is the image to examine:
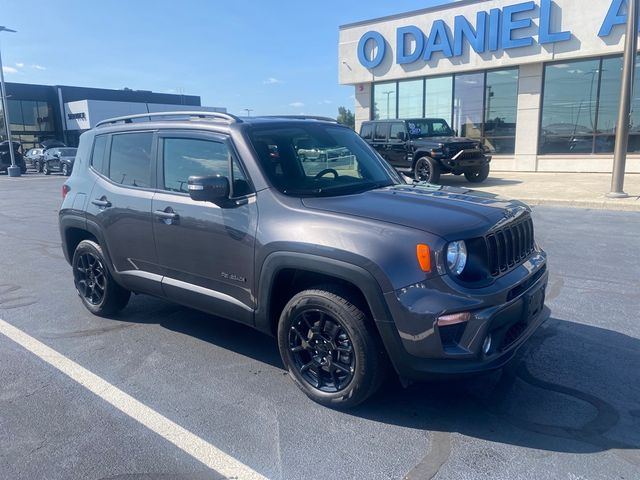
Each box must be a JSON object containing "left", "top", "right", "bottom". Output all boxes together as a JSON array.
[{"left": 59, "top": 112, "right": 548, "bottom": 408}]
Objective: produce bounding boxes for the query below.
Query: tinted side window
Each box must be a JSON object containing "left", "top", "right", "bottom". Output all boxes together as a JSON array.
[
  {"left": 163, "top": 138, "right": 250, "bottom": 196},
  {"left": 389, "top": 123, "right": 406, "bottom": 140},
  {"left": 108, "top": 132, "right": 153, "bottom": 188},
  {"left": 360, "top": 124, "right": 373, "bottom": 140},
  {"left": 374, "top": 123, "right": 389, "bottom": 140}
]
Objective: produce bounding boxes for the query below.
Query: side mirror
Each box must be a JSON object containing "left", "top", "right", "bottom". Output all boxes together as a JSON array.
[
  {"left": 188, "top": 175, "right": 230, "bottom": 205},
  {"left": 397, "top": 131, "right": 406, "bottom": 141}
]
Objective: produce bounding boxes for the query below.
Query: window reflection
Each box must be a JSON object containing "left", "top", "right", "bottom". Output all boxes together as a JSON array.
[
  {"left": 425, "top": 76, "right": 452, "bottom": 122},
  {"left": 454, "top": 73, "right": 484, "bottom": 140},
  {"left": 484, "top": 69, "right": 518, "bottom": 154},
  {"left": 398, "top": 79, "right": 423, "bottom": 118},
  {"left": 373, "top": 82, "right": 397, "bottom": 120}
]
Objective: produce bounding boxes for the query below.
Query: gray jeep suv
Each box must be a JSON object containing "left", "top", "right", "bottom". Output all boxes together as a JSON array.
[{"left": 59, "top": 112, "right": 549, "bottom": 408}]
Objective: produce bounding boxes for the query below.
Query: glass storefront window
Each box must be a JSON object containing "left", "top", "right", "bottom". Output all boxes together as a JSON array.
[
  {"left": 8, "top": 100, "right": 24, "bottom": 132},
  {"left": 37, "top": 101, "right": 54, "bottom": 132},
  {"left": 398, "top": 79, "right": 423, "bottom": 118},
  {"left": 540, "top": 59, "right": 600, "bottom": 154},
  {"left": 425, "top": 76, "right": 452, "bottom": 122},
  {"left": 454, "top": 72, "right": 484, "bottom": 140},
  {"left": 373, "top": 82, "right": 397, "bottom": 120},
  {"left": 484, "top": 69, "right": 518, "bottom": 154},
  {"left": 21, "top": 100, "right": 38, "bottom": 132}
]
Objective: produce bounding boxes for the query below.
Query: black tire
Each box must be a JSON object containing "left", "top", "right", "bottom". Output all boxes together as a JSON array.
[
  {"left": 36, "top": 161, "right": 43, "bottom": 172},
  {"left": 413, "top": 156, "right": 441, "bottom": 184},
  {"left": 464, "top": 164, "right": 490, "bottom": 183},
  {"left": 277, "top": 285, "right": 388, "bottom": 409},
  {"left": 72, "top": 240, "right": 131, "bottom": 316},
  {"left": 43, "top": 162, "right": 50, "bottom": 175},
  {"left": 62, "top": 163, "right": 69, "bottom": 176}
]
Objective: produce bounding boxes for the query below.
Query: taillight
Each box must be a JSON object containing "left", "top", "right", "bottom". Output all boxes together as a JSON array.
[{"left": 62, "top": 184, "right": 70, "bottom": 199}]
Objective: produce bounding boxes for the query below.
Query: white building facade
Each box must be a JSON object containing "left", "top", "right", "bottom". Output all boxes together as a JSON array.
[{"left": 339, "top": 0, "right": 640, "bottom": 172}]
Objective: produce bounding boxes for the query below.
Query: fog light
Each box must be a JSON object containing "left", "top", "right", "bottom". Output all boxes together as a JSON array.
[
  {"left": 482, "top": 335, "right": 492, "bottom": 355},
  {"left": 437, "top": 311, "right": 471, "bottom": 327}
]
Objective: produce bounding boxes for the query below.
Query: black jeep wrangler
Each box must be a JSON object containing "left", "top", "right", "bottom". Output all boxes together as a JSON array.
[
  {"left": 360, "top": 118, "right": 492, "bottom": 184},
  {"left": 59, "top": 112, "right": 547, "bottom": 409}
]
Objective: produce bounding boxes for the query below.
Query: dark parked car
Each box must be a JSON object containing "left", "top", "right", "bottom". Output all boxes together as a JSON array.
[
  {"left": 25, "top": 147, "right": 45, "bottom": 170},
  {"left": 59, "top": 112, "right": 548, "bottom": 408},
  {"left": 43, "top": 147, "right": 77, "bottom": 176},
  {"left": 0, "top": 141, "right": 27, "bottom": 174},
  {"left": 360, "top": 118, "right": 492, "bottom": 184}
]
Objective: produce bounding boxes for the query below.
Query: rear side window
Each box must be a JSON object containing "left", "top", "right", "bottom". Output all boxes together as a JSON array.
[
  {"left": 108, "top": 132, "right": 153, "bottom": 188},
  {"left": 389, "top": 123, "right": 406, "bottom": 140},
  {"left": 360, "top": 124, "right": 373, "bottom": 140},
  {"left": 374, "top": 123, "right": 389, "bottom": 140}
]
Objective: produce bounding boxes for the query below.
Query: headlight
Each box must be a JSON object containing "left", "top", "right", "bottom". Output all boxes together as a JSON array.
[{"left": 447, "top": 240, "right": 467, "bottom": 276}]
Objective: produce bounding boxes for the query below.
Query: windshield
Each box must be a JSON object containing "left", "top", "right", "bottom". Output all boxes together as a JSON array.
[
  {"left": 58, "top": 148, "right": 77, "bottom": 156},
  {"left": 248, "top": 123, "right": 402, "bottom": 197},
  {"left": 407, "top": 119, "right": 453, "bottom": 138}
]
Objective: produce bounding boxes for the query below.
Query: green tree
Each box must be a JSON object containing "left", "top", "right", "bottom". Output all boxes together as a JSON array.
[{"left": 337, "top": 106, "right": 355, "bottom": 129}]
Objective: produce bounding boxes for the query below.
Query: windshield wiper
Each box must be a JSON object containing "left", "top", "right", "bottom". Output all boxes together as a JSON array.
[{"left": 282, "top": 187, "right": 323, "bottom": 196}]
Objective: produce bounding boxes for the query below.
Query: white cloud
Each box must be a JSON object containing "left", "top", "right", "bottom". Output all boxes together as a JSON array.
[
  {"left": 289, "top": 101, "right": 305, "bottom": 108},
  {"left": 318, "top": 100, "right": 333, "bottom": 105},
  {"left": 263, "top": 77, "right": 282, "bottom": 85},
  {"left": 15, "top": 62, "right": 24, "bottom": 68},
  {"left": 2, "top": 66, "right": 18, "bottom": 75},
  {"left": 32, "top": 64, "right": 46, "bottom": 70}
]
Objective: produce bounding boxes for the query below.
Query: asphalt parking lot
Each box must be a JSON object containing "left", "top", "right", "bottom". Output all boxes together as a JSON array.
[{"left": 1, "top": 172, "right": 639, "bottom": 480}]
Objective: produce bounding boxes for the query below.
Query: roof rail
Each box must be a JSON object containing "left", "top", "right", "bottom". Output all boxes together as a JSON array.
[
  {"left": 257, "top": 115, "right": 338, "bottom": 123},
  {"left": 95, "top": 111, "right": 242, "bottom": 128}
]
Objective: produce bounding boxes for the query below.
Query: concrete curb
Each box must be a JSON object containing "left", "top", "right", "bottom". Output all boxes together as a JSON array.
[{"left": 519, "top": 197, "right": 640, "bottom": 212}]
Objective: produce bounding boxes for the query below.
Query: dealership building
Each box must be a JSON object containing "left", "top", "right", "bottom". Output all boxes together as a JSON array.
[
  {"left": 339, "top": 0, "right": 640, "bottom": 172},
  {"left": 0, "top": 83, "right": 225, "bottom": 150}
]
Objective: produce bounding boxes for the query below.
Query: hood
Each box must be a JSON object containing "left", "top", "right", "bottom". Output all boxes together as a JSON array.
[{"left": 301, "top": 183, "right": 529, "bottom": 241}]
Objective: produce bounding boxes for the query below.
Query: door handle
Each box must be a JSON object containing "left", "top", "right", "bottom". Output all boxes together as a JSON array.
[
  {"left": 154, "top": 209, "right": 179, "bottom": 221},
  {"left": 91, "top": 198, "right": 112, "bottom": 208}
]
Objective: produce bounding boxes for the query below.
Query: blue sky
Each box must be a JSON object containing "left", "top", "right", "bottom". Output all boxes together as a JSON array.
[{"left": 0, "top": 0, "right": 453, "bottom": 117}]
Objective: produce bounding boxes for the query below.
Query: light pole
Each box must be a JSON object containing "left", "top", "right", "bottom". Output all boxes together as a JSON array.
[
  {"left": 0, "top": 26, "right": 19, "bottom": 177},
  {"left": 244, "top": 108, "right": 253, "bottom": 117},
  {"left": 607, "top": 0, "right": 638, "bottom": 198},
  {"left": 382, "top": 90, "right": 394, "bottom": 119}
]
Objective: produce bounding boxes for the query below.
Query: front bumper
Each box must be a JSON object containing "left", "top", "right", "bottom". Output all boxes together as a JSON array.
[{"left": 376, "top": 252, "right": 548, "bottom": 379}]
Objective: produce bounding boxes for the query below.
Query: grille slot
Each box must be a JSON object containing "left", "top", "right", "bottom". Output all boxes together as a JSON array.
[{"left": 485, "top": 215, "right": 535, "bottom": 277}]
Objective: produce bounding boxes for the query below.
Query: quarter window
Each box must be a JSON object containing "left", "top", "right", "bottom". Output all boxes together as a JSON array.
[
  {"left": 108, "top": 132, "right": 153, "bottom": 188},
  {"left": 360, "top": 124, "right": 373, "bottom": 140},
  {"left": 91, "top": 135, "right": 108, "bottom": 174},
  {"left": 163, "top": 137, "right": 250, "bottom": 196}
]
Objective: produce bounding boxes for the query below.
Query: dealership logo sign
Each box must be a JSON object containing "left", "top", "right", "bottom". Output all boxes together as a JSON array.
[{"left": 357, "top": 0, "right": 629, "bottom": 69}]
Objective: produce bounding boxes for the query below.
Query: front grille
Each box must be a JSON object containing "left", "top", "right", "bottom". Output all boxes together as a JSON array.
[
  {"left": 485, "top": 215, "right": 535, "bottom": 277},
  {"left": 455, "top": 150, "right": 483, "bottom": 160}
]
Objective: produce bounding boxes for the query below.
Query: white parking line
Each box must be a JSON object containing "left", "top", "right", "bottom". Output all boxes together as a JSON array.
[{"left": 0, "top": 318, "right": 268, "bottom": 480}]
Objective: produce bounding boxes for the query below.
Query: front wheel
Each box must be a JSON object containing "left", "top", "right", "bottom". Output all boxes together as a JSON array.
[
  {"left": 43, "top": 162, "right": 50, "bottom": 175},
  {"left": 277, "top": 286, "right": 388, "bottom": 409},
  {"left": 72, "top": 240, "right": 131, "bottom": 316},
  {"left": 414, "top": 156, "right": 441, "bottom": 184},
  {"left": 464, "top": 164, "right": 490, "bottom": 183}
]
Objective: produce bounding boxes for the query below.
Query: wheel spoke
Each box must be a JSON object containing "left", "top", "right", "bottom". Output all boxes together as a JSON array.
[
  {"left": 333, "top": 362, "right": 352, "bottom": 375},
  {"left": 291, "top": 326, "right": 307, "bottom": 343},
  {"left": 330, "top": 369, "right": 341, "bottom": 390},
  {"left": 300, "top": 361, "right": 314, "bottom": 374}
]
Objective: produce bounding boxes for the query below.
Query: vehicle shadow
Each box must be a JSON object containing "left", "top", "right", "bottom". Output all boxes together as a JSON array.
[{"left": 118, "top": 298, "right": 640, "bottom": 458}]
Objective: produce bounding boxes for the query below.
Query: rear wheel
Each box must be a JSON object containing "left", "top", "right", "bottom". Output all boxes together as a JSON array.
[
  {"left": 414, "top": 156, "right": 441, "bottom": 184},
  {"left": 277, "top": 286, "right": 388, "bottom": 409},
  {"left": 72, "top": 240, "right": 130, "bottom": 316},
  {"left": 464, "top": 164, "right": 490, "bottom": 183}
]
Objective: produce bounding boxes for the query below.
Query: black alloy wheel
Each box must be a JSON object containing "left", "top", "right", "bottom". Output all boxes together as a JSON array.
[
  {"left": 74, "top": 252, "right": 106, "bottom": 306},
  {"left": 288, "top": 309, "right": 355, "bottom": 393},
  {"left": 414, "top": 156, "right": 440, "bottom": 184},
  {"left": 72, "top": 240, "right": 130, "bottom": 315}
]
